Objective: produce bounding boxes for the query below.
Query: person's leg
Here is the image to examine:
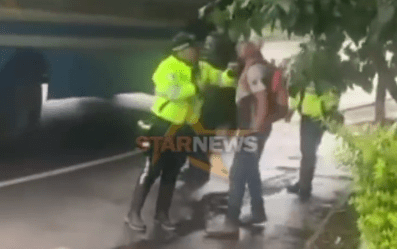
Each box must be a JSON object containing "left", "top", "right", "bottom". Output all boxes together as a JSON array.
[
  {"left": 154, "top": 150, "right": 187, "bottom": 230},
  {"left": 246, "top": 130, "right": 271, "bottom": 220},
  {"left": 126, "top": 150, "right": 162, "bottom": 231},
  {"left": 288, "top": 116, "right": 324, "bottom": 199},
  {"left": 179, "top": 125, "right": 211, "bottom": 186},
  {"left": 153, "top": 124, "right": 200, "bottom": 230},
  {"left": 227, "top": 149, "right": 249, "bottom": 223},
  {"left": 299, "top": 116, "right": 324, "bottom": 196},
  {"left": 187, "top": 134, "right": 211, "bottom": 185},
  {"left": 205, "top": 149, "right": 247, "bottom": 238},
  {"left": 126, "top": 116, "right": 171, "bottom": 230}
]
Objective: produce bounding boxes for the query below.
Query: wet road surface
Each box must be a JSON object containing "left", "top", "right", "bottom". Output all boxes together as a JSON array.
[
  {"left": 0, "top": 87, "right": 387, "bottom": 249},
  {"left": 0, "top": 154, "right": 145, "bottom": 249}
]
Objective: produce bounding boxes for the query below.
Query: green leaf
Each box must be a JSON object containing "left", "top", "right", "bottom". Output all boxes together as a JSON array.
[
  {"left": 387, "top": 212, "right": 397, "bottom": 229},
  {"left": 271, "top": 18, "right": 276, "bottom": 32},
  {"left": 260, "top": 3, "right": 273, "bottom": 14},
  {"left": 208, "top": 7, "right": 230, "bottom": 28},
  {"left": 340, "top": 3, "right": 375, "bottom": 45},
  {"left": 233, "top": 6, "right": 253, "bottom": 20},
  {"left": 365, "top": 3, "right": 395, "bottom": 45},
  {"left": 226, "top": 1, "right": 238, "bottom": 19},
  {"left": 362, "top": 62, "right": 376, "bottom": 79},
  {"left": 276, "top": 4, "right": 289, "bottom": 30},
  {"left": 228, "top": 18, "right": 250, "bottom": 42},
  {"left": 374, "top": 158, "right": 387, "bottom": 185},
  {"left": 263, "top": 4, "right": 277, "bottom": 24},
  {"left": 365, "top": 213, "right": 386, "bottom": 229},
  {"left": 240, "top": 0, "right": 250, "bottom": 8},
  {"left": 287, "top": 2, "right": 299, "bottom": 29},
  {"left": 357, "top": 143, "right": 377, "bottom": 166},
  {"left": 248, "top": 12, "right": 265, "bottom": 35}
]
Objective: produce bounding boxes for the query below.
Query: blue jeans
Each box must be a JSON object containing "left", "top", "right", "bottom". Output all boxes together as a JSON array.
[{"left": 227, "top": 129, "right": 271, "bottom": 221}]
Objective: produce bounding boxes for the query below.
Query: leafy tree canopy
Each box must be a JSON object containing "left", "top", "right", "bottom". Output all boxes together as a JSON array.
[{"left": 200, "top": 0, "right": 397, "bottom": 95}]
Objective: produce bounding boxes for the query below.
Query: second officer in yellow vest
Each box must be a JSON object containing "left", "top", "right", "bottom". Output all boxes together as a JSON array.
[
  {"left": 125, "top": 32, "right": 204, "bottom": 232},
  {"left": 285, "top": 80, "right": 341, "bottom": 200}
]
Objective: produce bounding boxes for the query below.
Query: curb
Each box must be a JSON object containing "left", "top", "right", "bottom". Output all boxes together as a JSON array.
[
  {"left": 340, "top": 97, "right": 393, "bottom": 113},
  {"left": 304, "top": 185, "right": 353, "bottom": 249},
  {"left": 304, "top": 106, "right": 397, "bottom": 248}
]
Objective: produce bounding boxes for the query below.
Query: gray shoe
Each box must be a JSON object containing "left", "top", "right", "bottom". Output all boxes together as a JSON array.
[
  {"left": 155, "top": 216, "right": 176, "bottom": 231},
  {"left": 240, "top": 213, "right": 267, "bottom": 226},
  {"left": 205, "top": 218, "right": 239, "bottom": 239},
  {"left": 124, "top": 216, "right": 146, "bottom": 232}
]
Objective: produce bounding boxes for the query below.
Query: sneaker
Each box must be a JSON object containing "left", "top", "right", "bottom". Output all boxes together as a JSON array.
[
  {"left": 124, "top": 216, "right": 146, "bottom": 232},
  {"left": 205, "top": 217, "right": 239, "bottom": 239},
  {"left": 155, "top": 216, "right": 176, "bottom": 231},
  {"left": 239, "top": 213, "right": 267, "bottom": 226}
]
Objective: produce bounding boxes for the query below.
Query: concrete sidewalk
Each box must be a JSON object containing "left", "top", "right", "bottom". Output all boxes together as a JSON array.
[
  {"left": 118, "top": 115, "right": 354, "bottom": 249},
  {"left": 117, "top": 91, "right": 397, "bottom": 248}
]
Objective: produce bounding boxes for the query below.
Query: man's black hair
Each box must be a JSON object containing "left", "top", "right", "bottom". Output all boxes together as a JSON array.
[{"left": 184, "top": 19, "right": 216, "bottom": 42}]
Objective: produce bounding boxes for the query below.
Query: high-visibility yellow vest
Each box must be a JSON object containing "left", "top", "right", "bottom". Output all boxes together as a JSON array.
[
  {"left": 198, "top": 61, "right": 236, "bottom": 89},
  {"left": 289, "top": 84, "right": 340, "bottom": 118},
  {"left": 151, "top": 55, "right": 202, "bottom": 125}
]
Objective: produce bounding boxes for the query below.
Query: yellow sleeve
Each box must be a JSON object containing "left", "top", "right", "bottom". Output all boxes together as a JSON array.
[
  {"left": 221, "top": 70, "right": 236, "bottom": 87},
  {"left": 199, "top": 61, "right": 224, "bottom": 87}
]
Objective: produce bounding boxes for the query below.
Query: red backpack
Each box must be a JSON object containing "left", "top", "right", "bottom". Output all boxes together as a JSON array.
[{"left": 266, "top": 65, "right": 289, "bottom": 121}]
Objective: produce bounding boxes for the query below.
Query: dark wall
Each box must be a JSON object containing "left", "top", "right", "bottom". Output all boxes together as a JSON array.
[{"left": 9, "top": 0, "right": 208, "bottom": 22}]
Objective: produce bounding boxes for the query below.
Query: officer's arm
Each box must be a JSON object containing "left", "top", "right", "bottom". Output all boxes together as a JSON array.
[
  {"left": 153, "top": 69, "right": 198, "bottom": 100},
  {"left": 221, "top": 69, "right": 236, "bottom": 88}
]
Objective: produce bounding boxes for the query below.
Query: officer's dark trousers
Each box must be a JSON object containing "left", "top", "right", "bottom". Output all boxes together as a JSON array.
[
  {"left": 186, "top": 133, "right": 211, "bottom": 185},
  {"left": 298, "top": 115, "right": 325, "bottom": 193},
  {"left": 129, "top": 116, "right": 203, "bottom": 219},
  {"left": 227, "top": 129, "right": 271, "bottom": 221}
]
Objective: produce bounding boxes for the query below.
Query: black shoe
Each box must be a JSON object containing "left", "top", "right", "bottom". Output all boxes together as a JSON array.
[
  {"left": 299, "top": 190, "right": 312, "bottom": 201},
  {"left": 287, "top": 183, "right": 312, "bottom": 200},
  {"left": 155, "top": 216, "right": 176, "bottom": 231},
  {"left": 286, "top": 182, "right": 300, "bottom": 194}
]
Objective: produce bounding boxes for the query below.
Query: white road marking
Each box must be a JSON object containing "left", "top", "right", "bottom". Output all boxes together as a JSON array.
[{"left": 0, "top": 150, "right": 143, "bottom": 189}]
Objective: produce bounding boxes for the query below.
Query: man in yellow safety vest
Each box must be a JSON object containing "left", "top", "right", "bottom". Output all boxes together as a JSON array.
[
  {"left": 125, "top": 32, "right": 206, "bottom": 232},
  {"left": 285, "top": 78, "right": 342, "bottom": 200}
]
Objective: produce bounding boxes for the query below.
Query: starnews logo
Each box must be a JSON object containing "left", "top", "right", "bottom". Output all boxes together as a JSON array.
[
  {"left": 136, "top": 121, "right": 258, "bottom": 179},
  {"left": 137, "top": 135, "right": 258, "bottom": 154}
]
